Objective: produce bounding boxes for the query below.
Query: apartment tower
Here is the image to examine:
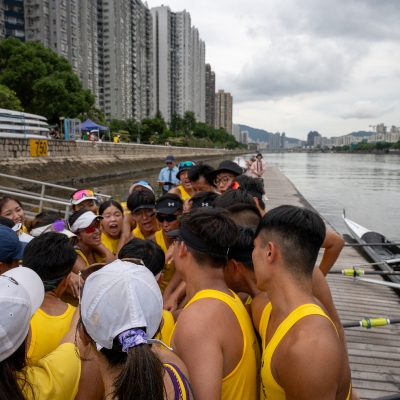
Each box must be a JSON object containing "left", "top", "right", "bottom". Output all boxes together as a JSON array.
[
  {"left": 205, "top": 64, "right": 216, "bottom": 127},
  {"left": 215, "top": 89, "right": 233, "bottom": 135}
]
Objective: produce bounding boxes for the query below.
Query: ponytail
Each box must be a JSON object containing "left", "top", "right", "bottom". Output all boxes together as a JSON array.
[
  {"left": 101, "top": 343, "right": 165, "bottom": 400},
  {"left": 0, "top": 340, "right": 34, "bottom": 400}
]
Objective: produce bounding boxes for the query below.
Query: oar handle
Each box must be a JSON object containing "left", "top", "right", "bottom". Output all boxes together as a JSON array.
[
  {"left": 343, "top": 318, "right": 400, "bottom": 328},
  {"left": 329, "top": 269, "right": 400, "bottom": 276}
]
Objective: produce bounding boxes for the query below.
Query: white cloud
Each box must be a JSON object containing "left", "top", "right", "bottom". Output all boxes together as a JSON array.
[{"left": 339, "top": 101, "right": 395, "bottom": 120}]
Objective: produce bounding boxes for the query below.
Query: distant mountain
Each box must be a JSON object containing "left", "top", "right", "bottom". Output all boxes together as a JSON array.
[
  {"left": 238, "top": 124, "right": 300, "bottom": 143},
  {"left": 342, "top": 130, "right": 374, "bottom": 138}
]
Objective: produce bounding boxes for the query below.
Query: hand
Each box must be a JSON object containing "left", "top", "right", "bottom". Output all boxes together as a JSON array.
[
  {"left": 68, "top": 272, "right": 83, "bottom": 298},
  {"left": 165, "top": 244, "right": 174, "bottom": 265},
  {"left": 163, "top": 295, "right": 179, "bottom": 312}
]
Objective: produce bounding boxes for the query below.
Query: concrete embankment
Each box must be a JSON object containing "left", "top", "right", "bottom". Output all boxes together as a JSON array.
[{"left": 0, "top": 138, "right": 246, "bottom": 186}]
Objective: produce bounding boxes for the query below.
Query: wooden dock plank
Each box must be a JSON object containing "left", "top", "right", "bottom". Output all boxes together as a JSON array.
[{"left": 263, "top": 166, "right": 400, "bottom": 399}]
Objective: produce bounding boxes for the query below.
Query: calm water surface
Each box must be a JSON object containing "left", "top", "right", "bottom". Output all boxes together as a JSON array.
[
  {"left": 76, "top": 153, "right": 399, "bottom": 240},
  {"left": 264, "top": 153, "right": 400, "bottom": 240}
]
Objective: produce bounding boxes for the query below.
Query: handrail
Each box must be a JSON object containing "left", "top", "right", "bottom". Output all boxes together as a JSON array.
[{"left": 0, "top": 189, "right": 71, "bottom": 219}]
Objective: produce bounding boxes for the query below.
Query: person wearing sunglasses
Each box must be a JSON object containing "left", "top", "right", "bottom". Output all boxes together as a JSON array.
[
  {"left": 158, "top": 155, "right": 180, "bottom": 195},
  {"left": 67, "top": 210, "right": 106, "bottom": 306},
  {"left": 168, "top": 161, "right": 196, "bottom": 201},
  {"left": 152, "top": 194, "right": 183, "bottom": 296},
  {"left": 0, "top": 267, "right": 89, "bottom": 400},
  {"left": 127, "top": 190, "right": 159, "bottom": 240},
  {"left": 204, "top": 160, "right": 243, "bottom": 194},
  {"left": 70, "top": 189, "right": 98, "bottom": 214},
  {"left": 78, "top": 259, "right": 193, "bottom": 400}
]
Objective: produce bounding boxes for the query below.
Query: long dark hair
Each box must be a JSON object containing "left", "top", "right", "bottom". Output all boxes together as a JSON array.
[
  {"left": 0, "top": 340, "right": 34, "bottom": 400},
  {"left": 0, "top": 196, "right": 23, "bottom": 214},
  {"left": 100, "top": 338, "right": 165, "bottom": 400}
]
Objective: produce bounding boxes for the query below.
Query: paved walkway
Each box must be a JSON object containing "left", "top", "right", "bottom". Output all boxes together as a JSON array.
[{"left": 263, "top": 166, "right": 400, "bottom": 400}]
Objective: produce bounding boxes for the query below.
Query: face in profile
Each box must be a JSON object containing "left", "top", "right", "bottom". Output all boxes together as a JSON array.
[{"left": 191, "top": 176, "right": 214, "bottom": 194}]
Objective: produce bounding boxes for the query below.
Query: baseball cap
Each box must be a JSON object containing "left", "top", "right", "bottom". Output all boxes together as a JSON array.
[
  {"left": 0, "top": 267, "right": 44, "bottom": 362},
  {"left": 0, "top": 225, "right": 26, "bottom": 262},
  {"left": 190, "top": 191, "right": 219, "bottom": 209},
  {"left": 175, "top": 161, "right": 196, "bottom": 180},
  {"left": 156, "top": 196, "right": 183, "bottom": 215},
  {"left": 81, "top": 259, "right": 163, "bottom": 350},
  {"left": 68, "top": 210, "right": 103, "bottom": 233},
  {"left": 165, "top": 155, "right": 175, "bottom": 163},
  {"left": 205, "top": 160, "right": 243, "bottom": 185},
  {"left": 70, "top": 189, "right": 97, "bottom": 206},
  {"left": 128, "top": 180, "right": 155, "bottom": 195}
]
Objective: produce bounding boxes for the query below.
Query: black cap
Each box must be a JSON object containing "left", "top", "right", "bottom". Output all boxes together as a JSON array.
[
  {"left": 190, "top": 191, "right": 219, "bottom": 209},
  {"left": 176, "top": 161, "right": 196, "bottom": 180},
  {"left": 256, "top": 153, "right": 263, "bottom": 158},
  {"left": 205, "top": 160, "right": 243, "bottom": 185},
  {"left": 156, "top": 197, "right": 183, "bottom": 215}
]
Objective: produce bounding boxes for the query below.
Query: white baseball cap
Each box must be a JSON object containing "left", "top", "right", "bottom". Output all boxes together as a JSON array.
[
  {"left": 81, "top": 259, "right": 163, "bottom": 350},
  {"left": 0, "top": 267, "right": 44, "bottom": 362},
  {"left": 69, "top": 210, "right": 103, "bottom": 233}
]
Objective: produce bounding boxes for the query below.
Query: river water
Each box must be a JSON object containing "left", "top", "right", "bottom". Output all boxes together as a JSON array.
[{"left": 76, "top": 153, "right": 400, "bottom": 240}]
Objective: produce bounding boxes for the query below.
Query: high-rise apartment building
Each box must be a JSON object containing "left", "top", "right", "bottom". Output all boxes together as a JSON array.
[
  {"left": 151, "top": 5, "right": 205, "bottom": 123},
  {"left": 3, "top": 0, "right": 24, "bottom": 41},
  {"left": 232, "top": 124, "right": 241, "bottom": 142},
  {"left": 215, "top": 89, "right": 233, "bottom": 135},
  {"left": 269, "top": 132, "right": 281, "bottom": 149},
  {"left": 205, "top": 64, "right": 215, "bottom": 127}
]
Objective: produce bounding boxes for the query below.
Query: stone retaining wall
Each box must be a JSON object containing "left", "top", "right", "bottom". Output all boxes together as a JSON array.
[{"left": 0, "top": 138, "right": 246, "bottom": 185}]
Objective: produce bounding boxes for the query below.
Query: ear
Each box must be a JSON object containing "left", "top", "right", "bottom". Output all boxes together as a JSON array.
[
  {"left": 178, "top": 241, "right": 188, "bottom": 258},
  {"left": 78, "top": 320, "right": 92, "bottom": 346},
  {"left": 59, "top": 273, "right": 71, "bottom": 291},
  {"left": 157, "top": 272, "right": 164, "bottom": 286},
  {"left": 266, "top": 241, "right": 279, "bottom": 264}
]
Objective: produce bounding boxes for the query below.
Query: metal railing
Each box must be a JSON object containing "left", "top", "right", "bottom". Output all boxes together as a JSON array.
[{"left": 0, "top": 173, "right": 112, "bottom": 219}]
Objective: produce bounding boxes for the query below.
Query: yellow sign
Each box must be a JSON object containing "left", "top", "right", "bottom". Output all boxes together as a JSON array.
[{"left": 30, "top": 139, "right": 48, "bottom": 157}]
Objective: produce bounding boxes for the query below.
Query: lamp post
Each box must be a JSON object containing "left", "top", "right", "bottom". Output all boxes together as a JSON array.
[{"left": 59, "top": 116, "right": 65, "bottom": 138}]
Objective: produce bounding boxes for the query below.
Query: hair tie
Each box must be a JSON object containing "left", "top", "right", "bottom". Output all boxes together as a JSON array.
[{"left": 118, "top": 329, "right": 147, "bottom": 352}]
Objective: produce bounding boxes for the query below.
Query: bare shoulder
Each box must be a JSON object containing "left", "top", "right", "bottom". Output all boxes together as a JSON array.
[
  {"left": 154, "top": 347, "right": 189, "bottom": 376},
  {"left": 275, "top": 315, "right": 350, "bottom": 400},
  {"left": 168, "top": 188, "right": 181, "bottom": 196},
  {"left": 250, "top": 292, "right": 270, "bottom": 333}
]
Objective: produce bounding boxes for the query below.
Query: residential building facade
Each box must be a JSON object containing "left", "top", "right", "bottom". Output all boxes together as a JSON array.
[
  {"left": 215, "top": 89, "right": 232, "bottom": 135},
  {"left": 205, "top": 63, "right": 215, "bottom": 127}
]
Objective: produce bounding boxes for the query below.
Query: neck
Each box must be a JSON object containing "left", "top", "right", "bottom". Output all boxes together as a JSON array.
[
  {"left": 266, "top": 271, "right": 315, "bottom": 318},
  {"left": 184, "top": 261, "right": 231, "bottom": 300},
  {"left": 97, "top": 355, "right": 122, "bottom": 399},
  {"left": 242, "top": 270, "right": 262, "bottom": 298},
  {"left": 77, "top": 241, "right": 94, "bottom": 257}
]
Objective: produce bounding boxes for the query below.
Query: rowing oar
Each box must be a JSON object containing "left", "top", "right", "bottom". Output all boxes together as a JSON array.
[
  {"left": 343, "top": 317, "right": 400, "bottom": 329},
  {"left": 330, "top": 269, "right": 400, "bottom": 276},
  {"left": 344, "top": 242, "right": 400, "bottom": 247}
]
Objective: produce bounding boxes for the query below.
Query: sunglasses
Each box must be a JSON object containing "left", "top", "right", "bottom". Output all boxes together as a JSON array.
[
  {"left": 133, "top": 180, "right": 150, "bottom": 186},
  {"left": 76, "top": 220, "right": 101, "bottom": 234},
  {"left": 156, "top": 214, "right": 179, "bottom": 223},
  {"left": 179, "top": 161, "right": 195, "bottom": 168},
  {"left": 166, "top": 162, "right": 173, "bottom": 165},
  {"left": 78, "top": 258, "right": 145, "bottom": 301},
  {"left": 71, "top": 189, "right": 95, "bottom": 201}
]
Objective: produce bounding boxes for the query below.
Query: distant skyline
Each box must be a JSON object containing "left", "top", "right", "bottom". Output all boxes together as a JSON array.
[{"left": 150, "top": 0, "right": 400, "bottom": 140}]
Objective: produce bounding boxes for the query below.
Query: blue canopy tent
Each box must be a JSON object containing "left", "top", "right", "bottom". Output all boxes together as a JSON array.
[{"left": 74, "top": 119, "right": 110, "bottom": 141}]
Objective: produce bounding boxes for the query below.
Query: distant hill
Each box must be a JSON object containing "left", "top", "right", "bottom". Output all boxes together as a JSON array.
[
  {"left": 343, "top": 131, "right": 373, "bottom": 138},
  {"left": 238, "top": 124, "right": 300, "bottom": 143}
]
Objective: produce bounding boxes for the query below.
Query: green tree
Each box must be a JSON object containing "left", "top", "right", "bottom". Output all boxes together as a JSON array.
[
  {"left": 0, "top": 37, "right": 93, "bottom": 123},
  {"left": 140, "top": 113, "right": 167, "bottom": 142},
  {"left": 170, "top": 113, "right": 183, "bottom": 134},
  {"left": 182, "top": 110, "right": 196, "bottom": 135},
  {"left": 0, "top": 84, "right": 23, "bottom": 111}
]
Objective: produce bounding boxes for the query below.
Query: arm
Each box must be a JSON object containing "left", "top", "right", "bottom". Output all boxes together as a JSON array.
[
  {"left": 93, "top": 243, "right": 116, "bottom": 263},
  {"left": 164, "top": 280, "right": 186, "bottom": 311},
  {"left": 318, "top": 230, "right": 345, "bottom": 276},
  {"left": 171, "top": 304, "right": 224, "bottom": 400},
  {"left": 116, "top": 213, "right": 136, "bottom": 255},
  {"left": 163, "top": 270, "right": 183, "bottom": 303}
]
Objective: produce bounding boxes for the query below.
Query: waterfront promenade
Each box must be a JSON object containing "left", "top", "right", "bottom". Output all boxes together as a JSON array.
[{"left": 264, "top": 166, "right": 400, "bottom": 399}]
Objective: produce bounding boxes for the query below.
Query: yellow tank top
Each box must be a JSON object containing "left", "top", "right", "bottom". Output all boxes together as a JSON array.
[
  {"left": 155, "top": 230, "right": 176, "bottom": 293},
  {"left": 173, "top": 289, "right": 260, "bottom": 400},
  {"left": 133, "top": 225, "right": 145, "bottom": 239},
  {"left": 27, "top": 304, "right": 76, "bottom": 365},
  {"left": 177, "top": 185, "right": 191, "bottom": 201},
  {"left": 101, "top": 232, "right": 120, "bottom": 255},
  {"left": 156, "top": 309, "right": 175, "bottom": 347},
  {"left": 259, "top": 303, "right": 351, "bottom": 400}
]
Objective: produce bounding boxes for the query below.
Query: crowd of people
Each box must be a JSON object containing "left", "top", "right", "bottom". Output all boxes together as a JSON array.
[{"left": 0, "top": 154, "right": 358, "bottom": 400}]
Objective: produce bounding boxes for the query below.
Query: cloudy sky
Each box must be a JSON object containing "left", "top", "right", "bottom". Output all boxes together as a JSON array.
[{"left": 151, "top": 0, "right": 400, "bottom": 140}]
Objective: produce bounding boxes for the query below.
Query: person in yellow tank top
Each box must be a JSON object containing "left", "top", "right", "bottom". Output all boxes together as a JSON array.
[
  {"left": 251, "top": 205, "right": 353, "bottom": 400},
  {"left": 99, "top": 200, "right": 124, "bottom": 255},
  {"left": 168, "top": 161, "right": 195, "bottom": 201},
  {"left": 127, "top": 189, "right": 159, "bottom": 240},
  {"left": 170, "top": 208, "right": 259, "bottom": 400},
  {"left": 153, "top": 194, "right": 183, "bottom": 294},
  {"left": 21, "top": 232, "right": 104, "bottom": 399}
]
